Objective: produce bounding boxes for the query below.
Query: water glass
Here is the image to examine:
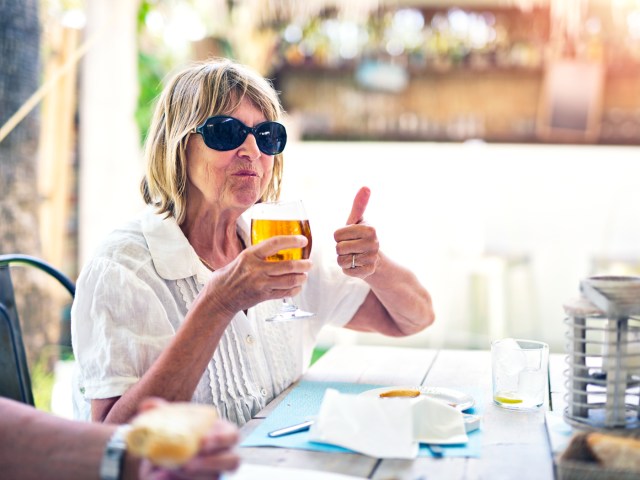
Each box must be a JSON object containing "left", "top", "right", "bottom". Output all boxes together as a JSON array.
[{"left": 491, "top": 338, "right": 549, "bottom": 411}]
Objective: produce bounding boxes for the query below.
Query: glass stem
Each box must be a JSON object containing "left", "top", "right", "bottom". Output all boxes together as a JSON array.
[{"left": 281, "top": 298, "right": 297, "bottom": 312}]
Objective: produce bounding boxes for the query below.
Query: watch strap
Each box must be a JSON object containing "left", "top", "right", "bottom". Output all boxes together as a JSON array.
[{"left": 100, "top": 424, "right": 132, "bottom": 480}]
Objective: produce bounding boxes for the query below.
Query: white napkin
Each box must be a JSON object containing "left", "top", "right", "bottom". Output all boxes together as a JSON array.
[
  {"left": 307, "top": 389, "right": 468, "bottom": 459},
  {"left": 412, "top": 395, "right": 469, "bottom": 445}
]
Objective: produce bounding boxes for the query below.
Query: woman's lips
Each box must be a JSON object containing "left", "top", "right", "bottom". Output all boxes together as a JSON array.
[{"left": 233, "top": 170, "right": 258, "bottom": 177}]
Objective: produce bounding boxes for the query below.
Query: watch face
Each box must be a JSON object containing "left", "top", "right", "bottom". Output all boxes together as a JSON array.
[{"left": 99, "top": 425, "right": 130, "bottom": 480}]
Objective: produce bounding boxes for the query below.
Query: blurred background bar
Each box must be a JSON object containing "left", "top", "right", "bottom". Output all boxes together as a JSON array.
[{"left": 3, "top": 0, "right": 640, "bottom": 415}]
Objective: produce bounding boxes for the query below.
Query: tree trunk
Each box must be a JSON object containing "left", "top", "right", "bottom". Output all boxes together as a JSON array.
[
  {"left": 0, "top": 0, "right": 56, "bottom": 370},
  {"left": 0, "top": 0, "right": 40, "bottom": 249}
]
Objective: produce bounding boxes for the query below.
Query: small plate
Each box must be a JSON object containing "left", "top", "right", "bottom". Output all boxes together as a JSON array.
[{"left": 360, "top": 386, "right": 475, "bottom": 411}]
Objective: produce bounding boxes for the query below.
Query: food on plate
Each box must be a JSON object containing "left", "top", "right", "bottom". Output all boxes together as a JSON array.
[
  {"left": 125, "top": 402, "right": 219, "bottom": 468},
  {"left": 561, "top": 431, "right": 640, "bottom": 473},
  {"left": 363, "top": 386, "right": 474, "bottom": 410},
  {"left": 586, "top": 432, "right": 640, "bottom": 473},
  {"left": 379, "top": 388, "right": 421, "bottom": 398}
]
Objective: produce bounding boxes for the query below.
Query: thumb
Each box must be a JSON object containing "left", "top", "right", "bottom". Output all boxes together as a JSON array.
[{"left": 346, "top": 186, "right": 371, "bottom": 225}]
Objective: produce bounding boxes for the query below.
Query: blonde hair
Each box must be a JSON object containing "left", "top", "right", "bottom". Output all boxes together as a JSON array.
[{"left": 140, "top": 58, "right": 284, "bottom": 223}]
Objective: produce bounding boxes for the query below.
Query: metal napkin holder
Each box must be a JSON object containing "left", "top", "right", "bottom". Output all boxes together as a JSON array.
[{"left": 563, "top": 276, "right": 640, "bottom": 433}]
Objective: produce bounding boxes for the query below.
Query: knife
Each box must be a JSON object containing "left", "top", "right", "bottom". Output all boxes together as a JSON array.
[{"left": 268, "top": 419, "right": 315, "bottom": 438}]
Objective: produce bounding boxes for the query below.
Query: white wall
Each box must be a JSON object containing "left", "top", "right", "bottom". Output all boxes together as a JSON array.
[{"left": 281, "top": 141, "right": 640, "bottom": 353}]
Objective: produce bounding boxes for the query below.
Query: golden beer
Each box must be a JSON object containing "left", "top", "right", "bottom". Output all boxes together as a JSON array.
[{"left": 251, "top": 219, "right": 312, "bottom": 261}]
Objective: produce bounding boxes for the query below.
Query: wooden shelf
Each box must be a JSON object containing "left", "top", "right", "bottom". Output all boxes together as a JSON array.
[{"left": 274, "top": 62, "right": 543, "bottom": 78}]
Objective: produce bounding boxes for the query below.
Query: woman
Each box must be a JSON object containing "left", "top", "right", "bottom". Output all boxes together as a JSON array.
[{"left": 72, "top": 58, "right": 434, "bottom": 426}]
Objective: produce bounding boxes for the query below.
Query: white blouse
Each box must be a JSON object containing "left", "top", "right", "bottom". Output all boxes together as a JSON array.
[{"left": 71, "top": 207, "right": 369, "bottom": 425}]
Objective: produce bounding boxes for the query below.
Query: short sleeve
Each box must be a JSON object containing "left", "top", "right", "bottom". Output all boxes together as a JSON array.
[
  {"left": 296, "top": 244, "right": 370, "bottom": 329},
  {"left": 71, "top": 257, "right": 175, "bottom": 402}
]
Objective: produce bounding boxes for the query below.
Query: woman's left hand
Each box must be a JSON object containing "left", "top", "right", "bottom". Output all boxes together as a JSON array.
[
  {"left": 334, "top": 186, "right": 380, "bottom": 279},
  {"left": 335, "top": 187, "right": 435, "bottom": 337}
]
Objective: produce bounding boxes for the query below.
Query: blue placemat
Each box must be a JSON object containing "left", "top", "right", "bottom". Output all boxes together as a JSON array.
[{"left": 241, "top": 380, "right": 482, "bottom": 458}]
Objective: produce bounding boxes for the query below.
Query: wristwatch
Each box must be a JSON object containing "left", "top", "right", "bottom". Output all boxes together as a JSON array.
[{"left": 100, "top": 425, "right": 132, "bottom": 480}]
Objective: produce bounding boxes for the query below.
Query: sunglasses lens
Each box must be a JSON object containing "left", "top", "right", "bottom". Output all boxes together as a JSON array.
[
  {"left": 202, "top": 117, "right": 247, "bottom": 151},
  {"left": 199, "top": 117, "right": 287, "bottom": 155},
  {"left": 255, "top": 122, "right": 287, "bottom": 155}
]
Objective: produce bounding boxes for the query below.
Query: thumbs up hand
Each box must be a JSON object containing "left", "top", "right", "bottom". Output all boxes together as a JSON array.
[{"left": 334, "top": 186, "right": 380, "bottom": 279}]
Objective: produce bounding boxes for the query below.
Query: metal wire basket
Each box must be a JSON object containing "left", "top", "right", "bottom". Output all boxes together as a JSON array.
[{"left": 563, "top": 276, "right": 640, "bottom": 433}]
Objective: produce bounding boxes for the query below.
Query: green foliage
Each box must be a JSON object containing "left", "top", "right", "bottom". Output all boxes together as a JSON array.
[
  {"left": 137, "top": 0, "right": 153, "bottom": 34},
  {"left": 135, "top": 51, "right": 164, "bottom": 144},
  {"left": 135, "top": 0, "right": 168, "bottom": 145},
  {"left": 31, "top": 356, "right": 55, "bottom": 413}
]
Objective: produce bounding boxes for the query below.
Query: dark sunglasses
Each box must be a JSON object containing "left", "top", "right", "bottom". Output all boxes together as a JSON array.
[{"left": 194, "top": 116, "right": 287, "bottom": 155}]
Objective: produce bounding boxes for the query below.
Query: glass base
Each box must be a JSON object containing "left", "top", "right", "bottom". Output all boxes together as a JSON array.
[
  {"left": 493, "top": 391, "right": 544, "bottom": 411},
  {"left": 265, "top": 308, "right": 315, "bottom": 322}
]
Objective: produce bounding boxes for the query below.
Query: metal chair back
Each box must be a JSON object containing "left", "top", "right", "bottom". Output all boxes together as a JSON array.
[{"left": 0, "top": 254, "right": 75, "bottom": 405}]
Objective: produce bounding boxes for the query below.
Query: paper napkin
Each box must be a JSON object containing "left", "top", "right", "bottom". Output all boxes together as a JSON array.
[
  {"left": 412, "top": 395, "right": 469, "bottom": 445},
  {"left": 307, "top": 389, "right": 468, "bottom": 459}
]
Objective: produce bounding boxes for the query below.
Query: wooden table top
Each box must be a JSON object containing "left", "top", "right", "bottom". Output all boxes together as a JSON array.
[{"left": 238, "top": 345, "right": 565, "bottom": 479}]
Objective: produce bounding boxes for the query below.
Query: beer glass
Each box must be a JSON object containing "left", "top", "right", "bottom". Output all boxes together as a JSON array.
[{"left": 250, "top": 200, "right": 314, "bottom": 321}]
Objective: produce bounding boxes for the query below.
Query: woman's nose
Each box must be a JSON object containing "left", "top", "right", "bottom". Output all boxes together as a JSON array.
[{"left": 238, "top": 133, "right": 261, "bottom": 160}]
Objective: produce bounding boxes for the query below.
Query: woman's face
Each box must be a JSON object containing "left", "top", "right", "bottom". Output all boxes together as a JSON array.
[{"left": 185, "top": 98, "right": 275, "bottom": 214}]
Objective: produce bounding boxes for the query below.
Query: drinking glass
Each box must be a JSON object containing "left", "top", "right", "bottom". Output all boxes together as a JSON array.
[
  {"left": 491, "top": 338, "right": 549, "bottom": 411},
  {"left": 250, "top": 200, "right": 314, "bottom": 321}
]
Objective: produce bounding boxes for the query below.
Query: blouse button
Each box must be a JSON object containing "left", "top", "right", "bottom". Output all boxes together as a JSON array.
[
  {"left": 260, "top": 388, "right": 267, "bottom": 396},
  {"left": 246, "top": 335, "right": 255, "bottom": 345}
]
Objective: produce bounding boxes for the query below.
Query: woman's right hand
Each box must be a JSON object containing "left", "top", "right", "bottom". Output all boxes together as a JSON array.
[{"left": 201, "top": 235, "right": 312, "bottom": 316}]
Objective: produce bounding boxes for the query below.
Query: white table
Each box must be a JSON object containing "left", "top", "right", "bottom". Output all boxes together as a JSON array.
[{"left": 239, "top": 345, "right": 565, "bottom": 479}]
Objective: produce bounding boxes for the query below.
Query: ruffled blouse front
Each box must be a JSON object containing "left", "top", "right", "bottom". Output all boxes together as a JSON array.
[{"left": 71, "top": 207, "right": 369, "bottom": 425}]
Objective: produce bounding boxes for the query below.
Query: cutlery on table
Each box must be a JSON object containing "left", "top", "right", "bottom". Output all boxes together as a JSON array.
[
  {"left": 268, "top": 411, "right": 481, "bottom": 460},
  {"left": 268, "top": 419, "right": 315, "bottom": 438},
  {"left": 268, "top": 413, "right": 481, "bottom": 439}
]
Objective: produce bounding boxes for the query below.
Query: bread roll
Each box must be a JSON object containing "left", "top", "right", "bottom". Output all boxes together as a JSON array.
[
  {"left": 587, "top": 432, "right": 640, "bottom": 473},
  {"left": 125, "top": 402, "right": 218, "bottom": 468}
]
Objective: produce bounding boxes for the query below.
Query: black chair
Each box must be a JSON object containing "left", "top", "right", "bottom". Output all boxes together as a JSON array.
[{"left": 0, "top": 254, "right": 75, "bottom": 405}]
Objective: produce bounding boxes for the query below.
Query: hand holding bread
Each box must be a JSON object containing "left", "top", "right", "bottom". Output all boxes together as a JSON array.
[{"left": 125, "top": 401, "right": 226, "bottom": 469}]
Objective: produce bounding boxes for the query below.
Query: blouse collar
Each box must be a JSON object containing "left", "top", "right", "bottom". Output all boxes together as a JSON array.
[{"left": 141, "top": 206, "right": 250, "bottom": 284}]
